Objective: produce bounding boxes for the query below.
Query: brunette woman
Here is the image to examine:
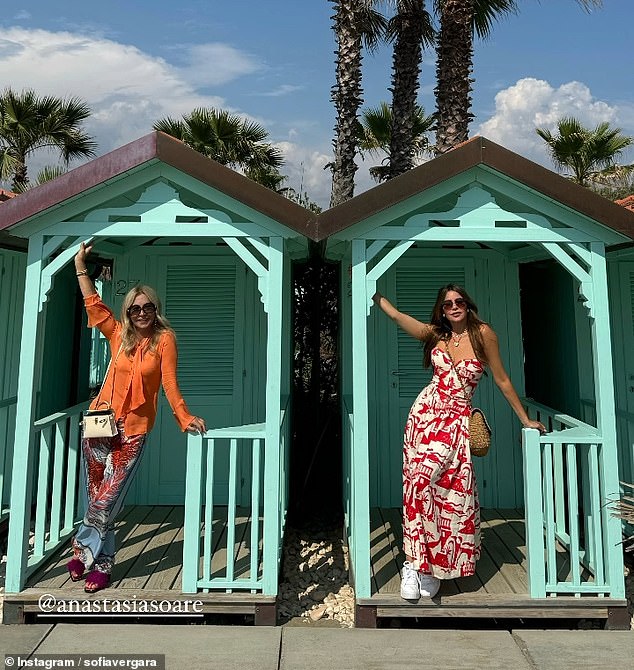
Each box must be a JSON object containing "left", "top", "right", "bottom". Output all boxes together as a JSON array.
[
  {"left": 373, "top": 284, "right": 544, "bottom": 600},
  {"left": 68, "top": 242, "right": 206, "bottom": 592}
]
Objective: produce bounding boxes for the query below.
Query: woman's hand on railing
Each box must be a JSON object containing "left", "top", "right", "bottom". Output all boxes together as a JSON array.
[
  {"left": 522, "top": 419, "right": 547, "bottom": 434},
  {"left": 186, "top": 416, "right": 207, "bottom": 434}
]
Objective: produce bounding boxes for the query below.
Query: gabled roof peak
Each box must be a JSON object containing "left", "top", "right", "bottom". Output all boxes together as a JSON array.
[
  {"left": 0, "top": 131, "right": 317, "bottom": 236},
  {"left": 2, "top": 134, "right": 633, "bottom": 243}
]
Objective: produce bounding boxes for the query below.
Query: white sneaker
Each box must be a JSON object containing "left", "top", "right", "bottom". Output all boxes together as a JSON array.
[
  {"left": 418, "top": 572, "right": 440, "bottom": 598},
  {"left": 400, "top": 561, "right": 420, "bottom": 600}
]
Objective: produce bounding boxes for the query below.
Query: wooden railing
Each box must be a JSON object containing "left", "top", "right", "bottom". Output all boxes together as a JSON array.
[
  {"left": 183, "top": 423, "right": 265, "bottom": 592},
  {"left": 6, "top": 402, "right": 88, "bottom": 592},
  {"left": 0, "top": 395, "right": 17, "bottom": 519},
  {"left": 28, "top": 401, "right": 86, "bottom": 573},
  {"left": 522, "top": 398, "right": 623, "bottom": 598},
  {"left": 581, "top": 397, "right": 634, "bottom": 488},
  {"left": 182, "top": 397, "right": 291, "bottom": 593},
  {"left": 581, "top": 398, "right": 634, "bottom": 543}
]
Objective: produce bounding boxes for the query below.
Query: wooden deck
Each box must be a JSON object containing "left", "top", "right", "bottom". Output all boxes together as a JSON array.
[
  {"left": 3, "top": 505, "right": 275, "bottom": 624},
  {"left": 4, "top": 505, "right": 629, "bottom": 628},
  {"left": 357, "top": 507, "right": 629, "bottom": 628}
]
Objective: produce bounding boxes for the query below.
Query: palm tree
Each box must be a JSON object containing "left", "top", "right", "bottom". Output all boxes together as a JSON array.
[
  {"left": 433, "top": 0, "right": 517, "bottom": 155},
  {"left": 153, "top": 108, "right": 284, "bottom": 186},
  {"left": 536, "top": 117, "right": 633, "bottom": 187},
  {"left": 12, "top": 165, "right": 68, "bottom": 194},
  {"left": 358, "top": 101, "right": 434, "bottom": 181},
  {"left": 384, "top": 0, "right": 435, "bottom": 178},
  {"left": 329, "top": 0, "right": 386, "bottom": 207},
  {"left": 0, "top": 88, "right": 96, "bottom": 191},
  {"left": 433, "top": 0, "right": 603, "bottom": 155}
]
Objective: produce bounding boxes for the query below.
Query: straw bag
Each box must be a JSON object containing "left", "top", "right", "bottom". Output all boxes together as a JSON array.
[
  {"left": 82, "top": 344, "right": 122, "bottom": 439},
  {"left": 446, "top": 344, "right": 492, "bottom": 457},
  {"left": 468, "top": 407, "right": 491, "bottom": 457}
]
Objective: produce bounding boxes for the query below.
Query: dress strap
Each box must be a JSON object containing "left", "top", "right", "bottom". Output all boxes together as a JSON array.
[{"left": 444, "top": 340, "right": 471, "bottom": 405}]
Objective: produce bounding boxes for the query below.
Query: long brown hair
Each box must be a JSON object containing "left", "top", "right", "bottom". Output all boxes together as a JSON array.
[
  {"left": 119, "top": 284, "right": 174, "bottom": 356},
  {"left": 422, "top": 284, "right": 488, "bottom": 368}
]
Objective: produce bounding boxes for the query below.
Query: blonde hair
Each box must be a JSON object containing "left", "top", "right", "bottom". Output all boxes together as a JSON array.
[{"left": 119, "top": 284, "right": 174, "bottom": 356}]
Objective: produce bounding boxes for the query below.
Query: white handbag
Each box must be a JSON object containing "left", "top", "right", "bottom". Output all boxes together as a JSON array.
[
  {"left": 81, "top": 344, "right": 123, "bottom": 439},
  {"left": 82, "top": 404, "right": 117, "bottom": 438}
]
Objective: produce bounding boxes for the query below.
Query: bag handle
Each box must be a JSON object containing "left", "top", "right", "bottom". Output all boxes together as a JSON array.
[{"left": 94, "top": 341, "right": 124, "bottom": 409}]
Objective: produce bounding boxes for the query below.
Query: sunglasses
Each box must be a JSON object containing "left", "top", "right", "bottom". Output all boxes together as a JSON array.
[
  {"left": 442, "top": 298, "right": 467, "bottom": 311},
  {"left": 127, "top": 302, "right": 156, "bottom": 318}
]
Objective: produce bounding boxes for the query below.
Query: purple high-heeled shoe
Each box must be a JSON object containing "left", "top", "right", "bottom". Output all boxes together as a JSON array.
[
  {"left": 67, "top": 558, "right": 85, "bottom": 582},
  {"left": 84, "top": 569, "right": 110, "bottom": 593}
]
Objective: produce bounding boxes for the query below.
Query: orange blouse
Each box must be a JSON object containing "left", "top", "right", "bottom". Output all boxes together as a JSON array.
[{"left": 85, "top": 293, "right": 194, "bottom": 435}]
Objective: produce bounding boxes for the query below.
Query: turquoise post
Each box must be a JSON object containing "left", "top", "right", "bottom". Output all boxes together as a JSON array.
[
  {"left": 588, "top": 243, "right": 625, "bottom": 598},
  {"left": 182, "top": 432, "right": 203, "bottom": 592},
  {"left": 5, "top": 235, "right": 44, "bottom": 593},
  {"left": 522, "top": 427, "right": 546, "bottom": 597},
  {"left": 262, "top": 237, "right": 283, "bottom": 595},
  {"left": 351, "top": 239, "right": 372, "bottom": 598}
]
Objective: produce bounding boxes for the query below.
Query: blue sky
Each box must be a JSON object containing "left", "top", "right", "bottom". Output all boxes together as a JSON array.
[{"left": 1, "top": 1, "right": 632, "bottom": 206}]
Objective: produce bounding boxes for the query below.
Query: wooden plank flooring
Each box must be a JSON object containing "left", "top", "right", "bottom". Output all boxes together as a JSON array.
[
  {"left": 25, "top": 505, "right": 264, "bottom": 591},
  {"left": 363, "top": 507, "right": 627, "bottom": 622},
  {"left": 3, "top": 505, "right": 271, "bottom": 622},
  {"left": 5, "top": 505, "right": 628, "bottom": 626}
]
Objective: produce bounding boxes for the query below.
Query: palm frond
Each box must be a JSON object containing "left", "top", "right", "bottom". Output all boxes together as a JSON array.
[
  {"left": 611, "top": 482, "right": 634, "bottom": 551},
  {"left": 536, "top": 117, "right": 633, "bottom": 186},
  {"left": 153, "top": 107, "right": 284, "bottom": 187}
]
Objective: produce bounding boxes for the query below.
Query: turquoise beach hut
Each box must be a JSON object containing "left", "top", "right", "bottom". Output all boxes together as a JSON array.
[
  {"left": 320, "top": 137, "right": 634, "bottom": 628},
  {"left": 0, "top": 132, "right": 314, "bottom": 623}
]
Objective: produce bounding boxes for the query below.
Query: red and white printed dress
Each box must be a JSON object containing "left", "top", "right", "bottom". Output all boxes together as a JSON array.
[{"left": 403, "top": 345, "right": 484, "bottom": 579}]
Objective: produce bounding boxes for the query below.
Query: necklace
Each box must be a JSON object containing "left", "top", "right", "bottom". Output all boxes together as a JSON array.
[{"left": 451, "top": 331, "right": 465, "bottom": 347}]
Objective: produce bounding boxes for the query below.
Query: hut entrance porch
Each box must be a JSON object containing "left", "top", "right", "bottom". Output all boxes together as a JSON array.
[
  {"left": 360, "top": 506, "right": 628, "bottom": 628},
  {"left": 3, "top": 504, "right": 274, "bottom": 624}
]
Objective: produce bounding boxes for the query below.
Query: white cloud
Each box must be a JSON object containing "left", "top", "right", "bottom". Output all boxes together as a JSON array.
[
  {"left": 179, "top": 43, "right": 262, "bottom": 86},
  {"left": 254, "top": 84, "right": 304, "bottom": 98},
  {"left": 0, "top": 27, "right": 262, "bottom": 163},
  {"left": 275, "top": 141, "right": 332, "bottom": 207},
  {"left": 0, "top": 26, "right": 338, "bottom": 200},
  {"left": 476, "top": 78, "right": 626, "bottom": 167},
  {"left": 273, "top": 139, "right": 389, "bottom": 210}
]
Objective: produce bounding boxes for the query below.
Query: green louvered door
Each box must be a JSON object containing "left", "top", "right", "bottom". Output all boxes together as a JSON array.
[{"left": 146, "top": 255, "right": 244, "bottom": 504}]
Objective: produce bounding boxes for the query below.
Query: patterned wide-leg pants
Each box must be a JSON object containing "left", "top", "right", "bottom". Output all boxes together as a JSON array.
[{"left": 73, "top": 420, "right": 146, "bottom": 574}]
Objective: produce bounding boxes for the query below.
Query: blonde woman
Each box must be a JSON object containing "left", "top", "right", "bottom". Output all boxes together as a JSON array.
[{"left": 67, "top": 243, "right": 206, "bottom": 592}]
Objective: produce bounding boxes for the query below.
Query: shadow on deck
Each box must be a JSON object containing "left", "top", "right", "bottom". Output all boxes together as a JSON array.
[
  {"left": 356, "top": 508, "right": 629, "bottom": 629},
  {"left": 3, "top": 505, "right": 275, "bottom": 625}
]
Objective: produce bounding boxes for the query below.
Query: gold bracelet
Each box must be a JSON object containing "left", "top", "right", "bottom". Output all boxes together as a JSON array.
[{"left": 76, "top": 270, "right": 88, "bottom": 277}]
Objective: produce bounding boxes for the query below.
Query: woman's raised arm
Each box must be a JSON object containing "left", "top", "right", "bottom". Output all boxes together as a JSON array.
[
  {"left": 74, "top": 242, "right": 119, "bottom": 340},
  {"left": 74, "top": 242, "right": 97, "bottom": 299},
  {"left": 372, "top": 292, "right": 433, "bottom": 341}
]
